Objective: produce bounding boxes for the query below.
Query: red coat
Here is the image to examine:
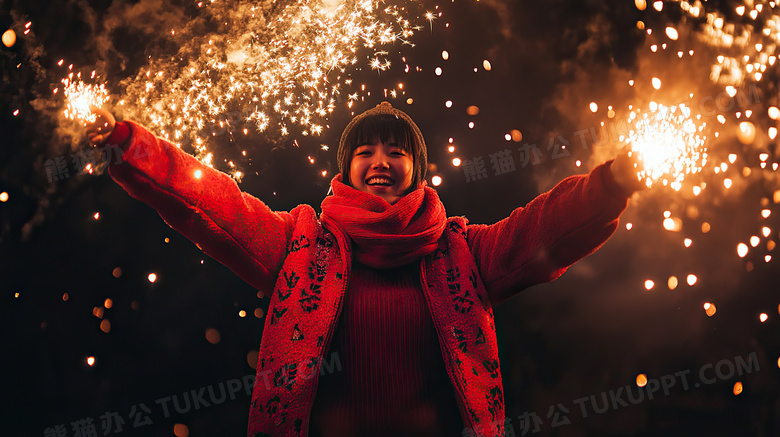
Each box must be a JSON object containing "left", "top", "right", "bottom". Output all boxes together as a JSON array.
[{"left": 106, "top": 121, "right": 629, "bottom": 437}]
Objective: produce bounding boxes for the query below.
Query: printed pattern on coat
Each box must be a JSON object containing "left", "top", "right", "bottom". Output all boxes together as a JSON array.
[
  {"left": 249, "top": 214, "right": 345, "bottom": 437},
  {"left": 421, "top": 217, "right": 505, "bottom": 437},
  {"left": 250, "top": 213, "right": 505, "bottom": 437}
]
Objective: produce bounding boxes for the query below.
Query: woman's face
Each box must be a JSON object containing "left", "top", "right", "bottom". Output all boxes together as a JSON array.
[{"left": 349, "top": 136, "right": 414, "bottom": 205}]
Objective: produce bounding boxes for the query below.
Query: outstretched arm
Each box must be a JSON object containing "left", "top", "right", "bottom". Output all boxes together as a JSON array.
[
  {"left": 87, "top": 108, "right": 293, "bottom": 293},
  {"left": 468, "top": 159, "right": 637, "bottom": 306}
]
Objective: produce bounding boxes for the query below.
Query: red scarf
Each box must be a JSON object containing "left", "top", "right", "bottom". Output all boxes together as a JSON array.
[{"left": 320, "top": 174, "right": 447, "bottom": 269}]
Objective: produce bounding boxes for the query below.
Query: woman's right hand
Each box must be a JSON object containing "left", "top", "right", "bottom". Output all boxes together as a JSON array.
[{"left": 85, "top": 106, "right": 116, "bottom": 147}]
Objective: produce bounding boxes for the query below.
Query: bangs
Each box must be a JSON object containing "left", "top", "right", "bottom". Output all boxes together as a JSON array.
[{"left": 351, "top": 114, "right": 416, "bottom": 153}]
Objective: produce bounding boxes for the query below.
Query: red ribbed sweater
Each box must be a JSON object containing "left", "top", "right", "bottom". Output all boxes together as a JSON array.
[{"left": 308, "top": 261, "right": 463, "bottom": 437}]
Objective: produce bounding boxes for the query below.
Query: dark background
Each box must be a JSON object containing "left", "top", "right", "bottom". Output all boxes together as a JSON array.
[{"left": 1, "top": 0, "right": 778, "bottom": 436}]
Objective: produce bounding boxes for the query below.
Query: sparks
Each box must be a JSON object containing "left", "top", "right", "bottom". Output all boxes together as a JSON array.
[
  {"left": 628, "top": 103, "right": 708, "bottom": 190},
  {"left": 61, "top": 77, "right": 110, "bottom": 124}
]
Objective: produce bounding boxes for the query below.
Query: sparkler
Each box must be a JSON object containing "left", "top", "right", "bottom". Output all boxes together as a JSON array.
[
  {"left": 627, "top": 103, "right": 708, "bottom": 191},
  {"left": 61, "top": 74, "right": 110, "bottom": 125},
  {"left": 621, "top": 0, "right": 780, "bottom": 333},
  {"left": 50, "top": 0, "right": 429, "bottom": 179}
]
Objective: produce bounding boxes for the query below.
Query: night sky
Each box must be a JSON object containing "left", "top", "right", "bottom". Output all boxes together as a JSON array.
[{"left": 2, "top": 0, "right": 779, "bottom": 436}]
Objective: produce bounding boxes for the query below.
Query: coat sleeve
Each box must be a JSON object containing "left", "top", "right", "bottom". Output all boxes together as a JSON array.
[
  {"left": 105, "top": 121, "right": 294, "bottom": 293},
  {"left": 467, "top": 161, "right": 629, "bottom": 306}
]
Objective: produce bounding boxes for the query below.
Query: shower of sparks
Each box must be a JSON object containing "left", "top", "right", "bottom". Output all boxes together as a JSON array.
[
  {"left": 627, "top": 103, "right": 708, "bottom": 191},
  {"left": 672, "top": 0, "right": 780, "bottom": 87},
  {"left": 630, "top": 0, "right": 779, "bottom": 292},
  {"left": 108, "top": 0, "right": 428, "bottom": 170},
  {"left": 61, "top": 74, "right": 110, "bottom": 124}
]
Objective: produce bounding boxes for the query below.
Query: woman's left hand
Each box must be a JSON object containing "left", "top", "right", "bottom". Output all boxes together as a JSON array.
[{"left": 611, "top": 151, "right": 648, "bottom": 195}]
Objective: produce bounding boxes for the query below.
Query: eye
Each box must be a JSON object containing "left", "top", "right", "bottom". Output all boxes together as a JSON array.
[{"left": 391, "top": 150, "right": 406, "bottom": 156}]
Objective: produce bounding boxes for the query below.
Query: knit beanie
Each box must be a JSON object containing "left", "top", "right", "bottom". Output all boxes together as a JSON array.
[{"left": 337, "top": 101, "right": 428, "bottom": 188}]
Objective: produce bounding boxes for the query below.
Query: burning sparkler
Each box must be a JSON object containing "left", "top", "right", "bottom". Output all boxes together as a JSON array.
[
  {"left": 627, "top": 103, "right": 708, "bottom": 191},
  {"left": 48, "top": 0, "right": 430, "bottom": 180},
  {"left": 60, "top": 71, "right": 110, "bottom": 125}
]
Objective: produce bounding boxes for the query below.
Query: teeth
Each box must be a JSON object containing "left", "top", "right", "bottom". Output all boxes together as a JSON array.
[{"left": 367, "top": 177, "right": 394, "bottom": 186}]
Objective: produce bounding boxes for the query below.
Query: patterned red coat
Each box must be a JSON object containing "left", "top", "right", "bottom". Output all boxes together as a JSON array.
[{"left": 106, "top": 121, "right": 629, "bottom": 437}]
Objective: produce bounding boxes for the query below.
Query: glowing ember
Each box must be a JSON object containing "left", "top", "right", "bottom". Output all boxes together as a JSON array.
[
  {"left": 668, "top": 276, "right": 678, "bottom": 290},
  {"left": 759, "top": 313, "right": 768, "bottom": 322},
  {"left": 703, "top": 302, "right": 717, "bottom": 317},
  {"left": 636, "top": 373, "right": 648, "bottom": 387},
  {"left": 737, "top": 243, "right": 749, "bottom": 258},
  {"left": 663, "top": 217, "right": 682, "bottom": 231},
  {"left": 173, "top": 424, "right": 190, "bottom": 437},
  {"left": 644, "top": 279, "right": 655, "bottom": 290},
  {"left": 148, "top": 273, "right": 157, "bottom": 283},
  {"left": 737, "top": 121, "right": 756, "bottom": 144},
  {"left": 86, "top": 356, "right": 95, "bottom": 366},
  {"left": 0, "top": 192, "right": 8, "bottom": 202},
  {"left": 686, "top": 274, "right": 697, "bottom": 286},
  {"left": 733, "top": 382, "right": 743, "bottom": 395},
  {"left": 205, "top": 328, "right": 221, "bottom": 344},
  {"left": 2, "top": 29, "right": 15, "bottom": 48}
]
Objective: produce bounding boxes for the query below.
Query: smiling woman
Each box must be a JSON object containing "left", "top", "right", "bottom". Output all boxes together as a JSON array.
[{"left": 84, "top": 100, "right": 640, "bottom": 437}]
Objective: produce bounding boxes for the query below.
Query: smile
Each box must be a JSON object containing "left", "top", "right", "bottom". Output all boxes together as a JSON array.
[{"left": 366, "top": 177, "right": 395, "bottom": 186}]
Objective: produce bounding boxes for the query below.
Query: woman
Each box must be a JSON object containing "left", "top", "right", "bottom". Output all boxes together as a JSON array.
[{"left": 87, "top": 102, "right": 644, "bottom": 437}]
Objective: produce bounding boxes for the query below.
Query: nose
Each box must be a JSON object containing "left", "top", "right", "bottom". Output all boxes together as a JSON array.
[{"left": 370, "top": 152, "right": 390, "bottom": 169}]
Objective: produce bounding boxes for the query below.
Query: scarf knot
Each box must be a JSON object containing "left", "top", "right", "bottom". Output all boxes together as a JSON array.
[{"left": 320, "top": 174, "right": 447, "bottom": 269}]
